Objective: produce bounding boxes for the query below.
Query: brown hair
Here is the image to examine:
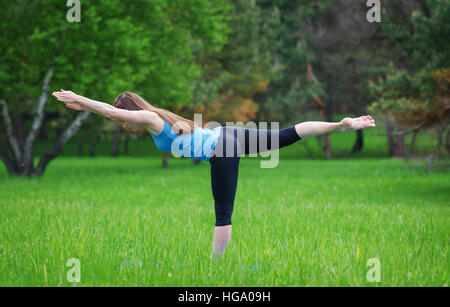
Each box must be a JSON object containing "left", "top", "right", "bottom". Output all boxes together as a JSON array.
[{"left": 113, "top": 92, "right": 196, "bottom": 135}]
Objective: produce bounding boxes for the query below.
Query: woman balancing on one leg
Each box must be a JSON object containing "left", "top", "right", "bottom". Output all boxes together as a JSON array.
[{"left": 52, "top": 90, "right": 376, "bottom": 260}]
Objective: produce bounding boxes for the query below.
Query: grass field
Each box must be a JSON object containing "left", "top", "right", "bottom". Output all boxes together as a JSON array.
[{"left": 0, "top": 152, "right": 448, "bottom": 286}]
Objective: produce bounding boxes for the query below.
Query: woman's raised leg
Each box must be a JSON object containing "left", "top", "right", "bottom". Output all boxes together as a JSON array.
[
  {"left": 295, "top": 115, "right": 375, "bottom": 138},
  {"left": 234, "top": 115, "right": 376, "bottom": 155}
]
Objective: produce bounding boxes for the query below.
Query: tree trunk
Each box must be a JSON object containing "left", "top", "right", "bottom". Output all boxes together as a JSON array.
[
  {"left": 38, "top": 115, "right": 48, "bottom": 141},
  {"left": 426, "top": 122, "right": 446, "bottom": 171},
  {"left": 0, "top": 32, "right": 69, "bottom": 176},
  {"left": 162, "top": 152, "right": 169, "bottom": 168},
  {"left": 123, "top": 134, "right": 130, "bottom": 156},
  {"left": 351, "top": 130, "right": 364, "bottom": 153},
  {"left": 1, "top": 99, "right": 23, "bottom": 168},
  {"left": 433, "top": 121, "right": 445, "bottom": 159},
  {"left": 23, "top": 67, "right": 54, "bottom": 175},
  {"left": 35, "top": 111, "right": 90, "bottom": 176},
  {"left": 15, "top": 114, "right": 25, "bottom": 155},
  {"left": 316, "top": 135, "right": 332, "bottom": 159},
  {"left": 77, "top": 124, "right": 90, "bottom": 156},
  {"left": 409, "top": 129, "right": 419, "bottom": 156},
  {"left": 386, "top": 115, "right": 395, "bottom": 156},
  {"left": 0, "top": 145, "right": 18, "bottom": 175},
  {"left": 89, "top": 128, "right": 102, "bottom": 157},
  {"left": 394, "top": 129, "right": 405, "bottom": 157},
  {"left": 77, "top": 138, "right": 83, "bottom": 156},
  {"left": 386, "top": 114, "right": 405, "bottom": 157},
  {"left": 388, "top": 125, "right": 405, "bottom": 157},
  {"left": 445, "top": 126, "right": 450, "bottom": 155},
  {"left": 111, "top": 124, "right": 122, "bottom": 157}
]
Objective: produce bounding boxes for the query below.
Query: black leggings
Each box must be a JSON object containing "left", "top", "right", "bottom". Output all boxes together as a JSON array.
[{"left": 209, "top": 125, "right": 302, "bottom": 226}]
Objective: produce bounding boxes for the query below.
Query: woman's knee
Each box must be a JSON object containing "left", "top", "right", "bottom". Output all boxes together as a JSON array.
[{"left": 215, "top": 203, "right": 233, "bottom": 226}]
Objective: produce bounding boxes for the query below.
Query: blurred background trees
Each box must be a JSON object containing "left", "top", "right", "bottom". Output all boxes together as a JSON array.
[
  {"left": 0, "top": 0, "right": 448, "bottom": 176},
  {"left": 368, "top": 0, "right": 449, "bottom": 161},
  {"left": 0, "top": 0, "right": 230, "bottom": 175}
]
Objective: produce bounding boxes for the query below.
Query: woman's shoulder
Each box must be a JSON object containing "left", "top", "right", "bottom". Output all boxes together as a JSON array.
[{"left": 146, "top": 116, "right": 167, "bottom": 136}]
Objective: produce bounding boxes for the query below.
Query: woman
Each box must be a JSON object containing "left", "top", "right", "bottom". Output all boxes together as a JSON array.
[{"left": 52, "top": 90, "right": 376, "bottom": 259}]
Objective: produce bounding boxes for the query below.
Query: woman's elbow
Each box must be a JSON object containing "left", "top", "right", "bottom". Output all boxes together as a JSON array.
[{"left": 106, "top": 108, "right": 116, "bottom": 120}]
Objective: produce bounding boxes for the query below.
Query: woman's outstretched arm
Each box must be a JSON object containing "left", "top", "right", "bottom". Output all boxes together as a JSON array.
[
  {"left": 52, "top": 89, "right": 159, "bottom": 126},
  {"left": 295, "top": 116, "right": 376, "bottom": 138}
]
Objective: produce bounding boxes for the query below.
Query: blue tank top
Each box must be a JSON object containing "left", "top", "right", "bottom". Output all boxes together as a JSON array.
[{"left": 149, "top": 119, "right": 221, "bottom": 161}]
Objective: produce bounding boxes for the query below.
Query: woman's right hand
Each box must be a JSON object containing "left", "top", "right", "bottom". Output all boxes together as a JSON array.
[{"left": 52, "top": 89, "right": 85, "bottom": 111}]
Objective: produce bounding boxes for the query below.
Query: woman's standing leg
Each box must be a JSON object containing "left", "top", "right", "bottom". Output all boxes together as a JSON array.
[
  {"left": 209, "top": 126, "right": 242, "bottom": 260},
  {"left": 212, "top": 225, "right": 232, "bottom": 260},
  {"left": 210, "top": 156, "right": 240, "bottom": 260}
]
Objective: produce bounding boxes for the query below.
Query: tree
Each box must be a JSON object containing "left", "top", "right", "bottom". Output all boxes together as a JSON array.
[
  {"left": 369, "top": 68, "right": 450, "bottom": 156},
  {"left": 186, "top": 0, "right": 278, "bottom": 125},
  {"left": 173, "top": 0, "right": 278, "bottom": 166},
  {"left": 0, "top": 0, "right": 230, "bottom": 176},
  {"left": 367, "top": 0, "right": 450, "bottom": 158},
  {"left": 252, "top": 0, "right": 339, "bottom": 158}
]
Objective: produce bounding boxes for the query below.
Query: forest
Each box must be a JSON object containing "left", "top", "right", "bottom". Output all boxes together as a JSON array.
[{"left": 1, "top": 0, "right": 448, "bottom": 176}]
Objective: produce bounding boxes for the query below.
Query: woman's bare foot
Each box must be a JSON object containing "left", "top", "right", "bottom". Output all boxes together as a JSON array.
[{"left": 339, "top": 115, "right": 376, "bottom": 132}]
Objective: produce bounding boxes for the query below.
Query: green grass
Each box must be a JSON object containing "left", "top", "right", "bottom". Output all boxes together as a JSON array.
[{"left": 0, "top": 155, "right": 448, "bottom": 286}]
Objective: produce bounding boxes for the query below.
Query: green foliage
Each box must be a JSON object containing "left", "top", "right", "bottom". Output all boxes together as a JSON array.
[
  {"left": 0, "top": 0, "right": 231, "bottom": 110},
  {"left": 381, "top": 0, "right": 450, "bottom": 71},
  {"left": 255, "top": 0, "right": 333, "bottom": 123},
  {"left": 370, "top": 70, "right": 436, "bottom": 107},
  {"left": 0, "top": 0, "right": 232, "bottom": 173},
  {"left": 189, "top": 0, "right": 280, "bottom": 124},
  {"left": 368, "top": 0, "right": 450, "bottom": 128},
  {"left": 368, "top": 68, "right": 449, "bottom": 128}
]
